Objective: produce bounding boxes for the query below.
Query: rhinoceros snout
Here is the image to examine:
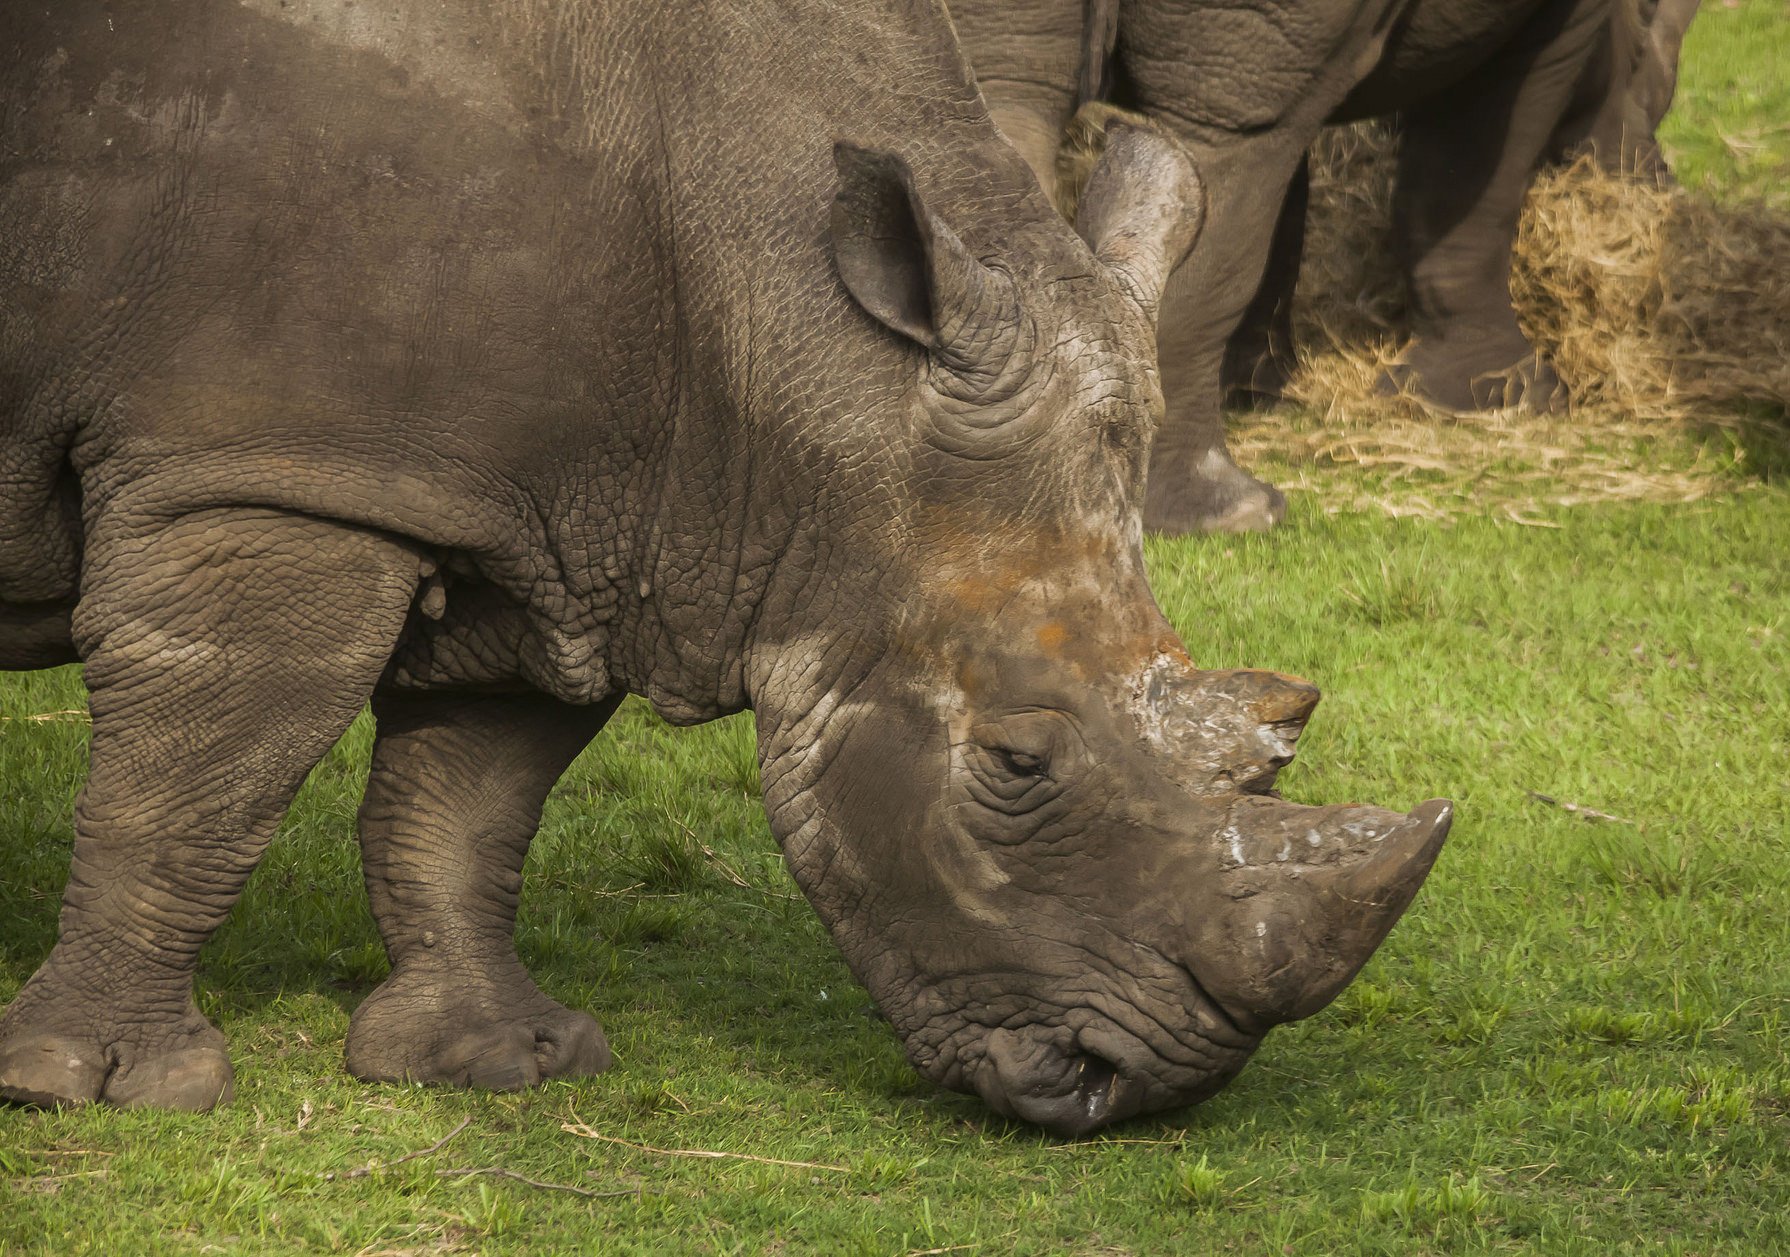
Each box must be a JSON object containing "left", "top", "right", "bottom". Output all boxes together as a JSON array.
[{"left": 971, "top": 1027, "right": 1139, "bottom": 1137}]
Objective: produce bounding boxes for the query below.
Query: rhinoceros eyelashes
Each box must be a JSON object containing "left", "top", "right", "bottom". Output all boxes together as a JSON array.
[{"left": 994, "top": 747, "right": 1048, "bottom": 779}]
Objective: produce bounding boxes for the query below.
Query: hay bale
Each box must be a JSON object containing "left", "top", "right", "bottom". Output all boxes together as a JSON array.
[
  {"left": 1058, "top": 106, "right": 1790, "bottom": 515},
  {"left": 1294, "top": 121, "right": 1790, "bottom": 425}
]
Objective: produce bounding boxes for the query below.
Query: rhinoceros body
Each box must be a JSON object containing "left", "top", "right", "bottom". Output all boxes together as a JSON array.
[{"left": 0, "top": 0, "right": 1449, "bottom": 1134}]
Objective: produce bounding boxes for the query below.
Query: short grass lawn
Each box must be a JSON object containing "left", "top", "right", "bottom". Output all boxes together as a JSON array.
[
  {"left": 3, "top": 3, "right": 1787, "bottom": 1253},
  {"left": 1658, "top": 0, "right": 1790, "bottom": 208},
  {"left": 4, "top": 496, "right": 1786, "bottom": 1254}
]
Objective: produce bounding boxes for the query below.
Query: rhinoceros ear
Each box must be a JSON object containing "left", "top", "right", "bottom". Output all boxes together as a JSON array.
[
  {"left": 830, "top": 141, "right": 1027, "bottom": 391},
  {"left": 1074, "top": 123, "right": 1204, "bottom": 322}
]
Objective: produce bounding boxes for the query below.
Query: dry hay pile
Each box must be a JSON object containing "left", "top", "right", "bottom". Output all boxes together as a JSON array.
[{"left": 1061, "top": 108, "right": 1790, "bottom": 519}]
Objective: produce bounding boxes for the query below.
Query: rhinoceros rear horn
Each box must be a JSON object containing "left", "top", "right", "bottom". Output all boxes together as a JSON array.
[
  {"left": 830, "top": 141, "right": 1029, "bottom": 398},
  {"left": 1073, "top": 123, "right": 1204, "bottom": 322}
]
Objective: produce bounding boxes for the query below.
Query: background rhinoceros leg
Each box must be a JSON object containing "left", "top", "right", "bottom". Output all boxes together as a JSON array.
[
  {"left": 1550, "top": 0, "right": 1699, "bottom": 179},
  {"left": 344, "top": 689, "right": 619, "bottom": 1092},
  {"left": 1387, "top": 0, "right": 1608, "bottom": 412},
  {"left": 1634, "top": 0, "right": 1699, "bottom": 135},
  {"left": 0, "top": 509, "right": 419, "bottom": 1110},
  {"left": 1221, "top": 154, "right": 1310, "bottom": 410},
  {"left": 0, "top": 600, "right": 78, "bottom": 670},
  {"left": 1143, "top": 141, "right": 1304, "bottom": 534},
  {"left": 989, "top": 101, "right": 1076, "bottom": 209}
]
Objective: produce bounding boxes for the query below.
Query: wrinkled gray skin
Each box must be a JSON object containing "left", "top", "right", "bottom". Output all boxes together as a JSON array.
[
  {"left": 0, "top": 0, "right": 1450, "bottom": 1136},
  {"left": 951, "top": 0, "right": 1691, "bottom": 533}
]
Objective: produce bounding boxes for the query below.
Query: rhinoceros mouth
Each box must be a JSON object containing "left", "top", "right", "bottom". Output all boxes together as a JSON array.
[
  {"left": 942, "top": 951, "right": 1261, "bottom": 1137},
  {"left": 973, "top": 1026, "right": 1137, "bottom": 1137}
]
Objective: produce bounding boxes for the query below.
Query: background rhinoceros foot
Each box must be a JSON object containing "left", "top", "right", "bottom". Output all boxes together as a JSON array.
[
  {"left": 1143, "top": 443, "right": 1288, "bottom": 535},
  {"left": 0, "top": 995, "right": 234, "bottom": 1111},
  {"left": 1381, "top": 331, "right": 1568, "bottom": 415},
  {"left": 344, "top": 961, "right": 611, "bottom": 1092}
]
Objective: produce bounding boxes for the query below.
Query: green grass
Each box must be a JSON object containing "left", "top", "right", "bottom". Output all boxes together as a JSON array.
[
  {"left": 4, "top": 496, "right": 1787, "bottom": 1254},
  {"left": 5, "top": 10, "right": 1789, "bottom": 1254},
  {"left": 1658, "top": 0, "right": 1790, "bottom": 208}
]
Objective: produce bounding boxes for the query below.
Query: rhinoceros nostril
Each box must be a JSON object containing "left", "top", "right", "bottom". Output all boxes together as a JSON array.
[{"left": 1031, "top": 1048, "right": 1125, "bottom": 1134}]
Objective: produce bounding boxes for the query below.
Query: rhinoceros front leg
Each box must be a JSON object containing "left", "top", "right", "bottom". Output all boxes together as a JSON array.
[
  {"left": 0, "top": 509, "right": 419, "bottom": 1109},
  {"left": 1387, "top": 0, "right": 1607, "bottom": 412},
  {"left": 344, "top": 689, "right": 619, "bottom": 1092},
  {"left": 1221, "top": 154, "right": 1310, "bottom": 410}
]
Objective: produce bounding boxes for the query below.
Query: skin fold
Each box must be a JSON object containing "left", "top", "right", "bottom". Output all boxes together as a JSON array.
[
  {"left": 0, "top": 0, "right": 1449, "bottom": 1134},
  {"left": 950, "top": 0, "right": 1696, "bottom": 534}
]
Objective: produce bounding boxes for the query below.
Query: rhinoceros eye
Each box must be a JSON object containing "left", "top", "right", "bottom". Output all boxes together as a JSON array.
[
  {"left": 962, "top": 742, "right": 1058, "bottom": 818},
  {"left": 960, "top": 711, "right": 1084, "bottom": 823},
  {"left": 992, "top": 747, "right": 1048, "bottom": 780}
]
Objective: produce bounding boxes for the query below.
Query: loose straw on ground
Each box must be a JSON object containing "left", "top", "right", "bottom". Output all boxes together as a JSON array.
[
  {"left": 562, "top": 1114, "right": 850, "bottom": 1173},
  {"left": 317, "top": 1116, "right": 636, "bottom": 1200}
]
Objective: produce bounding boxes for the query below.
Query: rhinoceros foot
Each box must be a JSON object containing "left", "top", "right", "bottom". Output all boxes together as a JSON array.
[
  {"left": 0, "top": 998, "right": 234, "bottom": 1111},
  {"left": 1381, "top": 331, "right": 1566, "bottom": 415},
  {"left": 345, "top": 960, "right": 610, "bottom": 1091},
  {"left": 1143, "top": 445, "right": 1287, "bottom": 536}
]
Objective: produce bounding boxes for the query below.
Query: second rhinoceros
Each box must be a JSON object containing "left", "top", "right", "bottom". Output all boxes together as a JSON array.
[
  {"left": 0, "top": 0, "right": 1450, "bottom": 1135},
  {"left": 950, "top": 0, "right": 1700, "bottom": 534}
]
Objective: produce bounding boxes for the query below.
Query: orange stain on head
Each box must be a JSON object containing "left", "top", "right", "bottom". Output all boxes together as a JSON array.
[
  {"left": 896, "top": 511, "right": 1207, "bottom": 692},
  {"left": 956, "top": 659, "right": 987, "bottom": 699}
]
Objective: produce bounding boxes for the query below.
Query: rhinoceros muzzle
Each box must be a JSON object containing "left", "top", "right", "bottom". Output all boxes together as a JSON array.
[
  {"left": 974, "top": 1025, "right": 1146, "bottom": 1137},
  {"left": 968, "top": 791, "right": 1453, "bottom": 1138}
]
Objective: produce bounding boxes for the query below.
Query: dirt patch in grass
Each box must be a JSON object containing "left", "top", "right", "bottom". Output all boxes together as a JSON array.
[{"left": 1061, "top": 108, "right": 1790, "bottom": 519}]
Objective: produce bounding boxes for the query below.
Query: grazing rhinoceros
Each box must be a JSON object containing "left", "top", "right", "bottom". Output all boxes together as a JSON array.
[
  {"left": 0, "top": 0, "right": 1450, "bottom": 1135},
  {"left": 949, "top": 0, "right": 1698, "bottom": 534}
]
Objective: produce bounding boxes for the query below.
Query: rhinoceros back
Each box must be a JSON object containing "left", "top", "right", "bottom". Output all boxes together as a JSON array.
[
  {"left": 0, "top": 0, "right": 671, "bottom": 621},
  {"left": 0, "top": 0, "right": 1052, "bottom": 709}
]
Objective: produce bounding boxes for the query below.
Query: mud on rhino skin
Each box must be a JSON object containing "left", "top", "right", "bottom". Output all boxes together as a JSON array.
[{"left": 0, "top": 0, "right": 1450, "bottom": 1136}]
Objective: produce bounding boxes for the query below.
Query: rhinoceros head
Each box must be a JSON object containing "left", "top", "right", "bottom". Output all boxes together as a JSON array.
[{"left": 748, "top": 127, "right": 1450, "bottom": 1136}]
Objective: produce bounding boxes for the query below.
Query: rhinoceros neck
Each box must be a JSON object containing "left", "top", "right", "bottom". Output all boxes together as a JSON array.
[{"left": 525, "top": 0, "right": 1082, "bottom": 722}]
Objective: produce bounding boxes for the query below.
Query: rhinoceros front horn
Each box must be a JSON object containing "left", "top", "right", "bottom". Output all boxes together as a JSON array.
[
  {"left": 829, "top": 140, "right": 1030, "bottom": 400},
  {"left": 1194, "top": 796, "right": 1454, "bottom": 1034}
]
